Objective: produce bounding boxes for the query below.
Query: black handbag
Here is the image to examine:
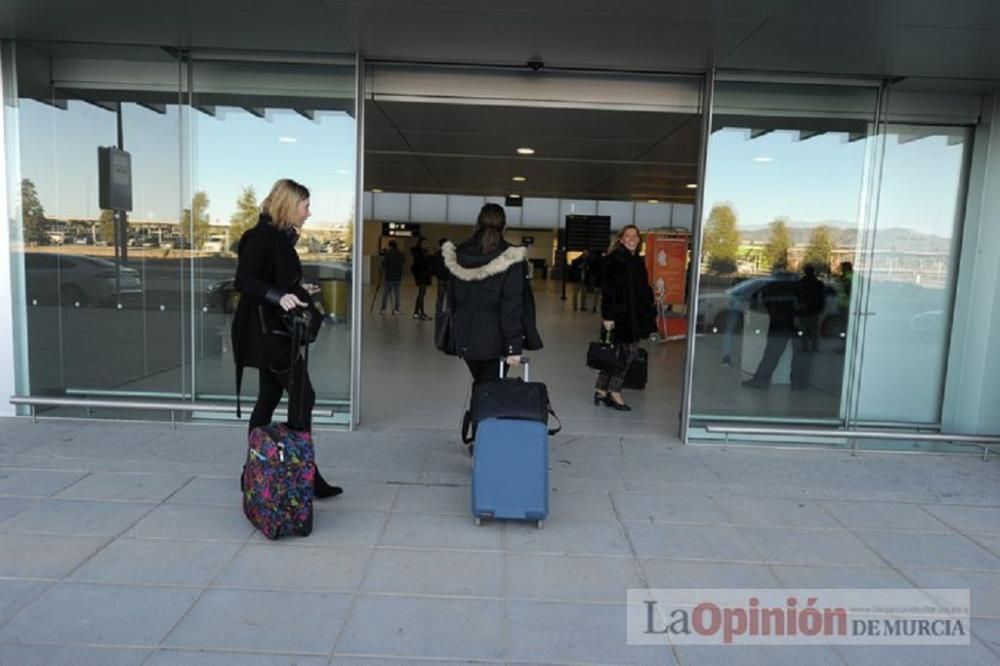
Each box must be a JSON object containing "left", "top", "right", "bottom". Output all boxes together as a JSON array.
[
  {"left": 623, "top": 347, "right": 648, "bottom": 390},
  {"left": 462, "top": 359, "right": 561, "bottom": 444},
  {"left": 434, "top": 278, "right": 456, "bottom": 355},
  {"left": 587, "top": 329, "right": 620, "bottom": 373}
]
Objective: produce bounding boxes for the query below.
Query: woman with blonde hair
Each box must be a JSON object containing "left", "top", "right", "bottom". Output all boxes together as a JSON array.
[
  {"left": 594, "top": 224, "right": 656, "bottom": 411},
  {"left": 232, "top": 178, "right": 342, "bottom": 498}
]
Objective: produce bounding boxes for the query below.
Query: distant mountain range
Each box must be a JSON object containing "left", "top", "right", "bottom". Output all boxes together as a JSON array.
[{"left": 740, "top": 224, "right": 952, "bottom": 253}]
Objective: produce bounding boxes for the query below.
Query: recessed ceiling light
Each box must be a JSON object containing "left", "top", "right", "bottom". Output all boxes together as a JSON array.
[
  {"left": 646, "top": 199, "right": 659, "bottom": 204},
  {"left": 686, "top": 183, "right": 698, "bottom": 189},
  {"left": 509, "top": 193, "right": 522, "bottom": 198},
  {"left": 371, "top": 188, "right": 383, "bottom": 193},
  {"left": 278, "top": 136, "right": 298, "bottom": 144},
  {"left": 516, "top": 147, "right": 535, "bottom": 155},
  {"left": 512, "top": 176, "right": 526, "bottom": 182},
  {"left": 753, "top": 156, "right": 773, "bottom": 163}
]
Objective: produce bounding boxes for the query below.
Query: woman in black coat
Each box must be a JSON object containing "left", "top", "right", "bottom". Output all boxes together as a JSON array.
[
  {"left": 410, "top": 236, "right": 433, "bottom": 320},
  {"left": 441, "top": 203, "right": 541, "bottom": 387},
  {"left": 231, "top": 178, "right": 341, "bottom": 498},
  {"left": 595, "top": 224, "right": 656, "bottom": 411}
]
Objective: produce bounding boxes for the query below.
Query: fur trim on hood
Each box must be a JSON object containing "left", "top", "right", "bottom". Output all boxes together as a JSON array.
[{"left": 441, "top": 241, "right": 528, "bottom": 282}]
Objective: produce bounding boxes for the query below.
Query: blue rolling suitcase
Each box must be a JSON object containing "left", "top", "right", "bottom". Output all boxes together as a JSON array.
[{"left": 471, "top": 360, "right": 550, "bottom": 529}]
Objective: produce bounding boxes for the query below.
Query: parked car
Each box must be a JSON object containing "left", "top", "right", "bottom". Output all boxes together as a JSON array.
[
  {"left": 696, "top": 274, "right": 843, "bottom": 336},
  {"left": 25, "top": 253, "right": 143, "bottom": 306},
  {"left": 202, "top": 235, "right": 227, "bottom": 253}
]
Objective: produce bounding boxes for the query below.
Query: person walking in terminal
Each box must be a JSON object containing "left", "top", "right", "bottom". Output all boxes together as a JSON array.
[
  {"left": 379, "top": 240, "right": 405, "bottom": 315},
  {"left": 231, "top": 178, "right": 342, "bottom": 498},
  {"left": 441, "top": 203, "right": 541, "bottom": 388},
  {"left": 410, "top": 236, "right": 433, "bottom": 320},
  {"left": 595, "top": 225, "right": 656, "bottom": 411}
]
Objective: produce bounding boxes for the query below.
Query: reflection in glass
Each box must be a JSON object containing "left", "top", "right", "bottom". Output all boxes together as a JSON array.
[{"left": 691, "top": 82, "right": 878, "bottom": 424}]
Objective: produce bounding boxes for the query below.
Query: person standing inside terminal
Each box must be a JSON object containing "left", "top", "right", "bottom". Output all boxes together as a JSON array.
[
  {"left": 231, "top": 178, "right": 342, "bottom": 498},
  {"left": 441, "top": 203, "right": 541, "bottom": 388},
  {"left": 410, "top": 236, "right": 432, "bottom": 320},
  {"left": 379, "top": 240, "right": 404, "bottom": 315},
  {"left": 595, "top": 225, "right": 656, "bottom": 411}
]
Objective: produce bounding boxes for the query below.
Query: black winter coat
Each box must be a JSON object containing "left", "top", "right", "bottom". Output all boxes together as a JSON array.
[
  {"left": 381, "top": 247, "right": 405, "bottom": 282},
  {"left": 600, "top": 245, "right": 657, "bottom": 344},
  {"left": 231, "top": 215, "right": 312, "bottom": 374},
  {"left": 442, "top": 237, "right": 542, "bottom": 360},
  {"left": 410, "top": 245, "right": 432, "bottom": 286}
]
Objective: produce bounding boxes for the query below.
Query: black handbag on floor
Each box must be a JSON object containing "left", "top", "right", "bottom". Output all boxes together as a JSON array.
[
  {"left": 586, "top": 329, "right": 619, "bottom": 373},
  {"left": 623, "top": 347, "right": 648, "bottom": 390}
]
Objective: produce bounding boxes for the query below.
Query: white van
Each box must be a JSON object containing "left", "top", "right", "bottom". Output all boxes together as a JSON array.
[{"left": 202, "top": 235, "right": 227, "bottom": 253}]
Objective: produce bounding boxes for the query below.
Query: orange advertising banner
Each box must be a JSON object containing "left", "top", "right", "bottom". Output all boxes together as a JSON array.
[{"left": 645, "top": 231, "right": 689, "bottom": 305}]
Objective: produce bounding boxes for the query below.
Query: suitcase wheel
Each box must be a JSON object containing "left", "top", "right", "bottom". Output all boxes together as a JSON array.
[
  {"left": 474, "top": 517, "right": 482, "bottom": 527},
  {"left": 536, "top": 520, "right": 544, "bottom": 529}
]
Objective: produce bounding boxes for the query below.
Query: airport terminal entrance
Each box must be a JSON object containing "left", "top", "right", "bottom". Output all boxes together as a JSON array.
[{"left": 357, "top": 64, "right": 706, "bottom": 437}]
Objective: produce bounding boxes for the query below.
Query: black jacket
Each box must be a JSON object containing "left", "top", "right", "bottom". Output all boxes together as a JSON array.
[
  {"left": 600, "top": 245, "right": 657, "bottom": 344},
  {"left": 381, "top": 247, "right": 405, "bottom": 282},
  {"left": 231, "top": 215, "right": 313, "bottom": 375},
  {"left": 410, "top": 245, "right": 432, "bottom": 286},
  {"left": 443, "top": 237, "right": 542, "bottom": 360}
]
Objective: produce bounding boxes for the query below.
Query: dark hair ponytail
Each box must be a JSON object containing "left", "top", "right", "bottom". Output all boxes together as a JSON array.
[{"left": 476, "top": 203, "right": 506, "bottom": 254}]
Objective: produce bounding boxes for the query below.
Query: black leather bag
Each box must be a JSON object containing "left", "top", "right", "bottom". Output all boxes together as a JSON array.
[
  {"left": 434, "top": 278, "right": 456, "bottom": 355},
  {"left": 623, "top": 347, "right": 648, "bottom": 390},
  {"left": 462, "top": 359, "right": 561, "bottom": 444},
  {"left": 586, "top": 329, "right": 620, "bottom": 373}
]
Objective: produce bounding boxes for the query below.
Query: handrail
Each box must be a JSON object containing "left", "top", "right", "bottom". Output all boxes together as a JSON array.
[
  {"left": 9, "top": 395, "right": 335, "bottom": 429},
  {"left": 703, "top": 424, "right": 1000, "bottom": 461}
]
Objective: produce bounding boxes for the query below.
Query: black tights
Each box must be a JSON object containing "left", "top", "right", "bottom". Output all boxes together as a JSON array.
[
  {"left": 465, "top": 358, "right": 508, "bottom": 389},
  {"left": 414, "top": 284, "right": 428, "bottom": 316},
  {"left": 248, "top": 359, "right": 315, "bottom": 433}
]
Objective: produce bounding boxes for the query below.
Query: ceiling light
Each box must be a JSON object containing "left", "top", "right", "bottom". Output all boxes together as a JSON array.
[
  {"left": 753, "top": 156, "right": 773, "bottom": 163},
  {"left": 516, "top": 147, "right": 535, "bottom": 155},
  {"left": 371, "top": 188, "right": 383, "bottom": 193},
  {"left": 686, "top": 183, "right": 698, "bottom": 189},
  {"left": 646, "top": 199, "right": 659, "bottom": 204},
  {"left": 278, "top": 136, "right": 298, "bottom": 144},
  {"left": 512, "top": 176, "right": 526, "bottom": 182},
  {"left": 509, "top": 193, "right": 522, "bottom": 198}
]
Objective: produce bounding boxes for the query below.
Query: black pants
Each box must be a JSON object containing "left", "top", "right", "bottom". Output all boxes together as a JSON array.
[
  {"left": 414, "top": 284, "right": 428, "bottom": 316},
  {"left": 248, "top": 358, "right": 315, "bottom": 433},
  {"left": 465, "top": 358, "right": 508, "bottom": 388},
  {"left": 752, "top": 324, "right": 810, "bottom": 388}
]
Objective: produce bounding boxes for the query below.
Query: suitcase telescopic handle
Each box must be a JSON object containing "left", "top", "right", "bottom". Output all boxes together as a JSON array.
[{"left": 499, "top": 357, "right": 530, "bottom": 381}]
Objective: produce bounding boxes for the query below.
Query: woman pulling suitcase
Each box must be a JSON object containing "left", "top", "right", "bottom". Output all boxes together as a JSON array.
[{"left": 232, "top": 177, "right": 342, "bottom": 500}]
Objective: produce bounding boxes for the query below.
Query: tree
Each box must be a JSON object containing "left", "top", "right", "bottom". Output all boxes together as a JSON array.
[
  {"left": 228, "top": 186, "right": 258, "bottom": 252},
  {"left": 803, "top": 225, "right": 835, "bottom": 274},
  {"left": 98, "top": 209, "right": 116, "bottom": 246},
  {"left": 20, "top": 178, "right": 49, "bottom": 245},
  {"left": 763, "top": 217, "right": 792, "bottom": 271},
  {"left": 703, "top": 203, "right": 740, "bottom": 274},
  {"left": 181, "top": 191, "right": 211, "bottom": 250}
]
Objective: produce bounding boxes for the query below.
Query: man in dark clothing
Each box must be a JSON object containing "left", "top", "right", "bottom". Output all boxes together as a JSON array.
[
  {"left": 742, "top": 277, "right": 809, "bottom": 389},
  {"left": 379, "top": 240, "right": 405, "bottom": 314},
  {"left": 796, "top": 264, "right": 826, "bottom": 352}
]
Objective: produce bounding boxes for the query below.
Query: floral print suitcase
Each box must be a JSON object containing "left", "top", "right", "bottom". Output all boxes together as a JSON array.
[{"left": 242, "top": 423, "right": 315, "bottom": 539}]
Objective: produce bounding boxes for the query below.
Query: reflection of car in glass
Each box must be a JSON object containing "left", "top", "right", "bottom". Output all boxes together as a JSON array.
[
  {"left": 204, "top": 278, "right": 238, "bottom": 313},
  {"left": 25, "top": 253, "right": 143, "bottom": 306},
  {"left": 697, "top": 274, "right": 842, "bottom": 335},
  {"left": 202, "top": 235, "right": 227, "bottom": 253}
]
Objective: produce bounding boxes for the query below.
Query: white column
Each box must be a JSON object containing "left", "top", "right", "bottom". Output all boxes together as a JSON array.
[
  {"left": 0, "top": 44, "right": 18, "bottom": 415},
  {"left": 942, "top": 94, "right": 1000, "bottom": 434}
]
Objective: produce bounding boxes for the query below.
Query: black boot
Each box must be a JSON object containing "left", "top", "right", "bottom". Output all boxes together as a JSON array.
[{"left": 313, "top": 466, "right": 343, "bottom": 499}]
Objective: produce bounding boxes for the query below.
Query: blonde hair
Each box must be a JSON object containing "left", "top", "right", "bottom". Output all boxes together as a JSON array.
[
  {"left": 612, "top": 224, "right": 642, "bottom": 253},
  {"left": 261, "top": 178, "right": 310, "bottom": 230}
]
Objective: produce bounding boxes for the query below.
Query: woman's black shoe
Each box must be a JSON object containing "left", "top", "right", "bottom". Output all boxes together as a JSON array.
[
  {"left": 604, "top": 395, "right": 631, "bottom": 411},
  {"left": 314, "top": 467, "right": 343, "bottom": 499},
  {"left": 593, "top": 391, "right": 605, "bottom": 406}
]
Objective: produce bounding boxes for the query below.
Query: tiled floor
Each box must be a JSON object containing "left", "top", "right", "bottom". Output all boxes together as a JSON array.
[{"left": 1, "top": 417, "right": 999, "bottom": 665}]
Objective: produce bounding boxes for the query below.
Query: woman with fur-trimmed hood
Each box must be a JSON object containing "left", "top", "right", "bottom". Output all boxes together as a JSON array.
[{"left": 441, "top": 203, "right": 542, "bottom": 386}]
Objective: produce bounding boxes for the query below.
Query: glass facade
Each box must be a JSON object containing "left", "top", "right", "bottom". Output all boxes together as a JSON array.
[
  {"left": 687, "top": 79, "right": 975, "bottom": 445},
  {"left": 6, "top": 43, "right": 357, "bottom": 422}
]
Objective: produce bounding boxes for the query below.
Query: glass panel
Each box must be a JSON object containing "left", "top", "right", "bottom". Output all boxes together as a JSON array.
[
  {"left": 850, "top": 124, "right": 971, "bottom": 424},
  {"left": 12, "top": 43, "right": 185, "bottom": 414},
  {"left": 189, "top": 58, "right": 356, "bottom": 424},
  {"left": 690, "top": 81, "right": 879, "bottom": 426}
]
